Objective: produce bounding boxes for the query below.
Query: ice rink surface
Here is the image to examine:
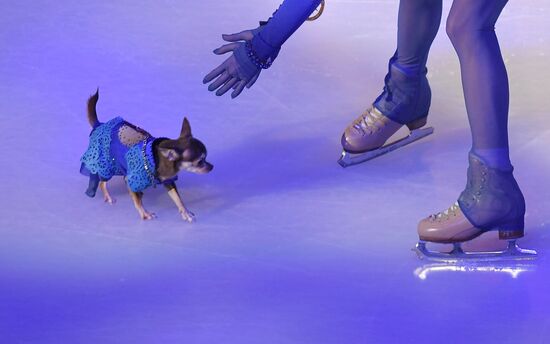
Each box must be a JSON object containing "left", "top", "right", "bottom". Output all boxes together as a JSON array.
[{"left": 1, "top": 0, "right": 550, "bottom": 343}]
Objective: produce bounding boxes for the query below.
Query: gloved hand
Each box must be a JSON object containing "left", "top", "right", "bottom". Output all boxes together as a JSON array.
[
  {"left": 203, "top": 29, "right": 263, "bottom": 99},
  {"left": 204, "top": 0, "right": 321, "bottom": 98}
]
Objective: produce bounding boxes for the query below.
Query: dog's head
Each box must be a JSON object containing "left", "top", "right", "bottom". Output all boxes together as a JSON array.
[{"left": 156, "top": 117, "right": 213, "bottom": 177}]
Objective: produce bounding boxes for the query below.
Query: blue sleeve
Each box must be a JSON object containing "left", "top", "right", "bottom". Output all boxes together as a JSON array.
[{"left": 252, "top": 0, "right": 323, "bottom": 60}]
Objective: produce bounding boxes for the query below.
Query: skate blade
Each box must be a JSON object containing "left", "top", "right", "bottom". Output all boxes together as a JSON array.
[
  {"left": 413, "top": 240, "right": 538, "bottom": 264},
  {"left": 338, "top": 127, "right": 434, "bottom": 168}
]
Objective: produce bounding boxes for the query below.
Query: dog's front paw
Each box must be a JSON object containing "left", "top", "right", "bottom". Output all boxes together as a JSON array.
[
  {"left": 140, "top": 210, "right": 157, "bottom": 220},
  {"left": 180, "top": 209, "right": 195, "bottom": 223},
  {"left": 104, "top": 195, "right": 117, "bottom": 205}
]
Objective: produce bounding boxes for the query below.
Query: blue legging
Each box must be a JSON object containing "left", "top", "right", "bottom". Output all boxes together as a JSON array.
[
  {"left": 394, "top": 0, "right": 442, "bottom": 76},
  {"left": 395, "top": 0, "right": 510, "bottom": 168},
  {"left": 448, "top": 0, "right": 510, "bottom": 169}
]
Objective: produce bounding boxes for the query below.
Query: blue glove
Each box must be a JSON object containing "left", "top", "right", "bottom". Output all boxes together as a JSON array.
[
  {"left": 203, "top": 0, "right": 322, "bottom": 98},
  {"left": 203, "top": 29, "right": 263, "bottom": 98}
]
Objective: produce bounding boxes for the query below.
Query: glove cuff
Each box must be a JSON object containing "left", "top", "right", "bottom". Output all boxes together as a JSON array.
[
  {"left": 233, "top": 43, "right": 262, "bottom": 79},
  {"left": 245, "top": 40, "right": 278, "bottom": 70},
  {"left": 250, "top": 33, "right": 281, "bottom": 65}
]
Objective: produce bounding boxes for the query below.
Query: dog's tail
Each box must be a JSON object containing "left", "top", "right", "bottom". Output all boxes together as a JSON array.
[{"left": 87, "top": 89, "right": 100, "bottom": 127}]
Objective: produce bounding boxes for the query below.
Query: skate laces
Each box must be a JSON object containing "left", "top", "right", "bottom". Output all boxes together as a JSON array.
[
  {"left": 430, "top": 202, "right": 460, "bottom": 220},
  {"left": 353, "top": 107, "right": 384, "bottom": 134}
]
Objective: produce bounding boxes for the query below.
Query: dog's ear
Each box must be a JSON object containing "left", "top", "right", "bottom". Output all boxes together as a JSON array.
[
  {"left": 158, "top": 140, "right": 181, "bottom": 161},
  {"left": 180, "top": 117, "right": 192, "bottom": 139}
]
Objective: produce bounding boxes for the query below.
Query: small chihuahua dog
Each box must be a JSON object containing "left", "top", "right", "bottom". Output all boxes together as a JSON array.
[{"left": 80, "top": 90, "right": 213, "bottom": 222}]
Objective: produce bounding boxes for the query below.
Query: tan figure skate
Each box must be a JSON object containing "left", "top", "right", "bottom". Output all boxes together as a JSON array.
[
  {"left": 414, "top": 202, "right": 537, "bottom": 263},
  {"left": 338, "top": 106, "right": 433, "bottom": 167},
  {"left": 413, "top": 154, "right": 538, "bottom": 262}
]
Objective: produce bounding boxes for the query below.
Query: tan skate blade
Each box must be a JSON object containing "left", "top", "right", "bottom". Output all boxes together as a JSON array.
[{"left": 338, "top": 127, "right": 434, "bottom": 168}]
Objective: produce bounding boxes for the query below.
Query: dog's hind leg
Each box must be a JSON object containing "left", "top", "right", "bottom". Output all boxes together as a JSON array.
[
  {"left": 99, "top": 181, "right": 116, "bottom": 205},
  {"left": 127, "top": 187, "right": 156, "bottom": 220}
]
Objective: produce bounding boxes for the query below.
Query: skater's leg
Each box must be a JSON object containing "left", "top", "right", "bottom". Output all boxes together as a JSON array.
[
  {"left": 447, "top": 0, "right": 512, "bottom": 170},
  {"left": 417, "top": 0, "right": 526, "bottom": 246},
  {"left": 373, "top": 0, "right": 443, "bottom": 124},
  {"left": 395, "top": 0, "right": 443, "bottom": 75},
  {"left": 342, "top": 0, "right": 442, "bottom": 153}
]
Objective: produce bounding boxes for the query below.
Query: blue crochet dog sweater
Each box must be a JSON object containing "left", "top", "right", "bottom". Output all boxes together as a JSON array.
[{"left": 80, "top": 117, "right": 176, "bottom": 195}]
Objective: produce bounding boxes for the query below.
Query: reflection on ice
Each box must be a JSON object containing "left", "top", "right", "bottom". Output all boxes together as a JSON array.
[{"left": 414, "top": 263, "right": 536, "bottom": 280}]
